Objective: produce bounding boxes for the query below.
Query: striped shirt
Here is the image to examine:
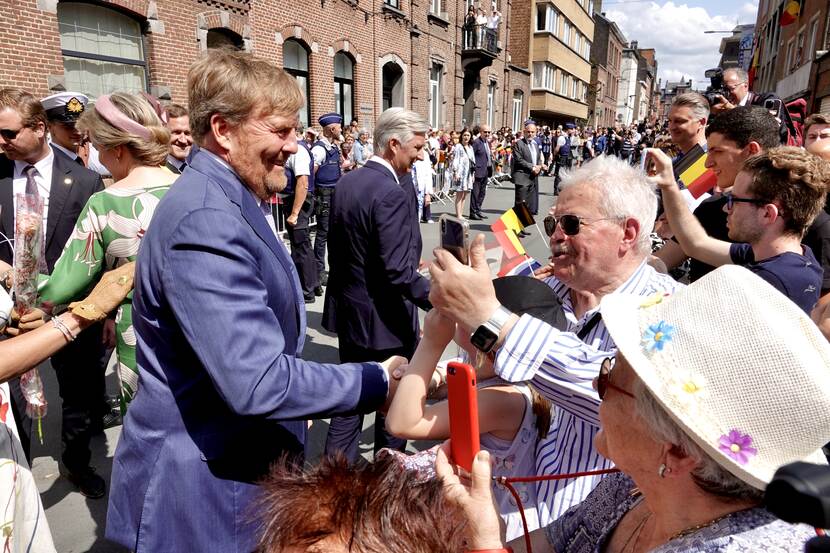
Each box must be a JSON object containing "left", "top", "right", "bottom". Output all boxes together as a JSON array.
[{"left": 494, "top": 260, "right": 682, "bottom": 527}]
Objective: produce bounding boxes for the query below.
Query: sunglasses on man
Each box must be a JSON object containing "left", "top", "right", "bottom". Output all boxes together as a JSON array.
[
  {"left": 543, "top": 214, "right": 621, "bottom": 236},
  {"left": 596, "top": 357, "right": 635, "bottom": 400},
  {"left": 0, "top": 127, "right": 24, "bottom": 141}
]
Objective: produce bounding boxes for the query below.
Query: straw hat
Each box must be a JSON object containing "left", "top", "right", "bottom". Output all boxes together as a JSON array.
[{"left": 600, "top": 265, "right": 830, "bottom": 489}]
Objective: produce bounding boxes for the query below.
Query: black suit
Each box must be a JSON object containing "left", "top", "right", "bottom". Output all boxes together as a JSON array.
[
  {"left": 1, "top": 146, "right": 106, "bottom": 469},
  {"left": 470, "top": 136, "right": 492, "bottom": 217},
  {"left": 511, "top": 138, "right": 540, "bottom": 215},
  {"left": 322, "top": 160, "right": 431, "bottom": 461}
]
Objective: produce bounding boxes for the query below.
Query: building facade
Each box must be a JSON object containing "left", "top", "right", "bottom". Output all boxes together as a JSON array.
[
  {"left": 587, "top": 11, "right": 626, "bottom": 130},
  {"left": 634, "top": 46, "right": 657, "bottom": 124},
  {"left": 658, "top": 78, "right": 693, "bottom": 120},
  {"left": 616, "top": 46, "right": 637, "bottom": 125},
  {"left": 515, "top": 0, "right": 594, "bottom": 127},
  {"left": 751, "top": 0, "right": 829, "bottom": 111},
  {"left": 0, "top": 0, "right": 531, "bottom": 132}
]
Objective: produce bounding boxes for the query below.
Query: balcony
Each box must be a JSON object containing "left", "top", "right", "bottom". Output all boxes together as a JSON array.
[
  {"left": 461, "top": 24, "right": 499, "bottom": 71},
  {"left": 775, "top": 60, "right": 813, "bottom": 101}
]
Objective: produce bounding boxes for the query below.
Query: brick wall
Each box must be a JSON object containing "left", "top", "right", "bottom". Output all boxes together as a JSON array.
[{"left": 0, "top": 0, "right": 530, "bottom": 130}]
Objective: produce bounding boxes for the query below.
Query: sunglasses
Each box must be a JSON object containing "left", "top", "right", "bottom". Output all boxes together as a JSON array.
[
  {"left": 724, "top": 193, "right": 766, "bottom": 210},
  {"left": 544, "top": 214, "right": 620, "bottom": 236},
  {"left": 0, "top": 127, "right": 25, "bottom": 141},
  {"left": 596, "top": 357, "right": 634, "bottom": 400}
]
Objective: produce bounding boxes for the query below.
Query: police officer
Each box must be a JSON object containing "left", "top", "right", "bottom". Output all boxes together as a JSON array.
[
  {"left": 41, "top": 91, "right": 109, "bottom": 176},
  {"left": 283, "top": 124, "right": 319, "bottom": 303},
  {"left": 311, "top": 112, "right": 343, "bottom": 291},
  {"left": 553, "top": 122, "right": 574, "bottom": 193}
]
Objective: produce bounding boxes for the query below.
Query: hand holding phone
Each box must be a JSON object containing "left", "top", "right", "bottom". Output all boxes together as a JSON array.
[{"left": 446, "top": 361, "right": 480, "bottom": 473}]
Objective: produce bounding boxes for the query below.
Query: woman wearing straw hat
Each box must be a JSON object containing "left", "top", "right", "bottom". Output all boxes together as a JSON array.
[{"left": 437, "top": 265, "right": 829, "bottom": 552}]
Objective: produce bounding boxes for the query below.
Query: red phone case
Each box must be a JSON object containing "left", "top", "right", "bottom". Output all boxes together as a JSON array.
[{"left": 446, "top": 361, "right": 480, "bottom": 472}]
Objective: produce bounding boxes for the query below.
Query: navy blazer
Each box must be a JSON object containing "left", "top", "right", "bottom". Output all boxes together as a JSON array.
[
  {"left": 0, "top": 146, "right": 103, "bottom": 272},
  {"left": 472, "top": 136, "right": 493, "bottom": 179},
  {"left": 322, "top": 159, "right": 431, "bottom": 354},
  {"left": 106, "top": 149, "right": 388, "bottom": 552}
]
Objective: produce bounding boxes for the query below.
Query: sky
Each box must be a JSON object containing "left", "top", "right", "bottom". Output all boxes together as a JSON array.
[{"left": 601, "top": 0, "right": 760, "bottom": 90}]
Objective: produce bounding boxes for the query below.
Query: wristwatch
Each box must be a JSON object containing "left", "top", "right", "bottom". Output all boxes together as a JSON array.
[{"left": 469, "top": 305, "right": 513, "bottom": 353}]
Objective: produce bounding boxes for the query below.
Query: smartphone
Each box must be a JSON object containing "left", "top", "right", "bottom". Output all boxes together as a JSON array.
[
  {"left": 764, "top": 98, "right": 783, "bottom": 117},
  {"left": 439, "top": 214, "right": 470, "bottom": 265},
  {"left": 446, "top": 361, "right": 480, "bottom": 473}
]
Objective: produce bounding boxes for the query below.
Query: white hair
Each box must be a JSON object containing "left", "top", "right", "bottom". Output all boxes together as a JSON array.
[
  {"left": 635, "top": 382, "right": 764, "bottom": 501},
  {"left": 559, "top": 155, "right": 657, "bottom": 255},
  {"left": 374, "top": 107, "right": 429, "bottom": 154}
]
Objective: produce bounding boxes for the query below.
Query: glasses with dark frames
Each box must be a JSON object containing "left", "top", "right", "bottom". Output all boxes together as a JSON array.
[
  {"left": 724, "top": 192, "right": 767, "bottom": 210},
  {"left": 596, "top": 357, "right": 635, "bottom": 400},
  {"left": 0, "top": 127, "right": 25, "bottom": 141},
  {"left": 544, "top": 214, "right": 621, "bottom": 237}
]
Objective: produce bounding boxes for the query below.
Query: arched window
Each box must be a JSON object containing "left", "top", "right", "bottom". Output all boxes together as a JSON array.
[
  {"left": 57, "top": 2, "right": 147, "bottom": 98},
  {"left": 381, "top": 62, "right": 404, "bottom": 111},
  {"left": 207, "top": 28, "right": 243, "bottom": 50},
  {"left": 333, "top": 52, "right": 354, "bottom": 125},
  {"left": 283, "top": 39, "right": 311, "bottom": 128}
]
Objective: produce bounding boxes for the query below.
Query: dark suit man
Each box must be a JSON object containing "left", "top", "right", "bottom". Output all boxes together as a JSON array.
[
  {"left": 0, "top": 88, "right": 106, "bottom": 497},
  {"left": 106, "top": 50, "right": 404, "bottom": 552},
  {"left": 470, "top": 124, "right": 493, "bottom": 220},
  {"left": 323, "top": 107, "right": 432, "bottom": 462},
  {"left": 163, "top": 103, "right": 192, "bottom": 174},
  {"left": 511, "top": 121, "right": 544, "bottom": 219}
]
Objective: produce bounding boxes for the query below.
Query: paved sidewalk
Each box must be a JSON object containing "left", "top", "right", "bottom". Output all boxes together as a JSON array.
[{"left": 35, "top": 175, "right": 559, "bottom": 552}]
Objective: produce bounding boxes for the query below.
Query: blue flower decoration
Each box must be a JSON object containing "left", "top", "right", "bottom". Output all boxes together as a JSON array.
[{"left": 642, "top": 320, "right": 675, "bottom": 352}]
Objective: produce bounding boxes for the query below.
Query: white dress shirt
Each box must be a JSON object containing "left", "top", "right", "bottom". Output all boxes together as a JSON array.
[{"left": 12, "top": 148, "right": 54, "bottom": 234}]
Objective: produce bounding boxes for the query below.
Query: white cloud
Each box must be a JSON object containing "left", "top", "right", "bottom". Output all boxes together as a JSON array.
[
  {"left": 605, "top": 1, "right": 741, "bottom": 91},
  {"left": 741, "top": 1, "right": 759, "bottom": 19}
]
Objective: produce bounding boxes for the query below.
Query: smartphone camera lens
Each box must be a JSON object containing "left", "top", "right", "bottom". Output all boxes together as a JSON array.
[{"left": 447, "top": 366, "right": 456, "bottom": 375}]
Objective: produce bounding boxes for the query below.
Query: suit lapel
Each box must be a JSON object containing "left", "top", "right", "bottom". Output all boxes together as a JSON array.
[
  {"left": 46, "top": 149, "right": 72, "bottom": 252},
  {"left": 0, "top": 165, "right": 14, "bottom": 263}
]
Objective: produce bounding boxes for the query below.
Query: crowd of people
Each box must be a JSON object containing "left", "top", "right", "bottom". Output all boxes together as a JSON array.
[{"left": 0, "top": 45, "right": 829, "bottom": 553}]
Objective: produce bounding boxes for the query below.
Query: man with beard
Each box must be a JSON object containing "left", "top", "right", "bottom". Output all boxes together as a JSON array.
[
  {"left": 106, "top": 49, "right": 407, "bottom": 553},
  {"left": 163, "top": 103, "right": 192, "bottom": 173},
  {"left": 428, "top": 154, "right": 681, "bottom": 527},
  {"left": 652, "top": 145, "right": 827, "bottom": 314}
]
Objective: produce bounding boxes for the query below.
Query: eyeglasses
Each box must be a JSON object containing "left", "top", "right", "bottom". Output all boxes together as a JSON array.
[
  {"left": 0, "top": 127, "right": 25, "bottom": 141},
  {"left": 543, "top": 214, "right": 620, "bottom": 236},
  {"left": 596, "top": 357, "right": 635, "bottom": 400},
  {"left": 724, "top": 193, "right": 766, "bottom": 210},
  {"left": 724, "top": 82, "right": 746, "bottom": 92}
]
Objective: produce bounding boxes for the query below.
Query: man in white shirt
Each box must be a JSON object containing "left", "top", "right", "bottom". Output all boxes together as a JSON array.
[{"left": 163, "top": 103, "right": 192, "bottom": 174}]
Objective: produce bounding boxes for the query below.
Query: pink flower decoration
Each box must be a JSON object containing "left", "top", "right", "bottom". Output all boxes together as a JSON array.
[{"left": 718, "top": 429, "right": 757, "bottom": 465}]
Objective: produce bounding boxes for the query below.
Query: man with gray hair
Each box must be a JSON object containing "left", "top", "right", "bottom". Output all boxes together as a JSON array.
[
  {"left": 428, "top": 154, "right": 681, "bottom": 529},
  {"left": 323, "top": 107, "right": 432, "bottom": 462}
]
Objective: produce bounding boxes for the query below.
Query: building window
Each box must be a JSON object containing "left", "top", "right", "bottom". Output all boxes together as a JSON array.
[
  {"left": 784, "top": 39, "right": 794, "bottom": 71},
  {"left": 334, "top": 51, "right": 354, "bottom": 126},
  {"left": 512, "top": 90, "right": 523, "bottom": 132},
  {"left": 824, "top": 11, "right": 830, "bottom": 49},
  {"left": 535, "top": 4, "right": 559, "bottom": 34},
  {"left": 430, "top": 0, "right": 443, "bottom": 15},
  {"left": 532, "top": 62, "right": 554, "bottom": 90},
  {"left": 795, "top": 30, "right": 805, "bottom": 66},
  {"left": 583, "top": 39, "right": 592, "bottom": 60},
  {"left": 560, "top": 72, "right": 568, "bottom": 95},
  {"left": 382, "top": 61, "right": 405, "bottom": 110},
  {"left": 572, "top": 78, "right": 579, "bottom": 100},
  {"left": 808, "top": 18, "right": 819, "bottom": 61},
  {"left": 384, "top": 0, "right": 400, "bottom": 9},
  {"left": 563, "top": 21, "right": 571, "bottom": 46},
  {"left": 589, "top": 0, "right": 594, "bottom": 15},
  {"left": 487, "top": 80, "right": 496, "bottom": 128},
  {"left": 283, "top": 39, "right": 311, "bottom": 128},
  {"left": 429, "top": 63, "right": 443, "bottom": 128},
  {"left": 207, "top": 28, "right": 243, "bottom": 50},
  {"left": 57, "top": 2, "right": 147, "bottom": 98}
]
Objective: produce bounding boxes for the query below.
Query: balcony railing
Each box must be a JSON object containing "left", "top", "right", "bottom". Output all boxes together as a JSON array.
[{"left": 463, "top": 24, "right": 499, "bottom": 54}]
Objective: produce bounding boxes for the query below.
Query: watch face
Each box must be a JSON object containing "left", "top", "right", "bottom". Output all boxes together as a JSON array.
[{"left": 471, "top": 325, "right": 498, "bottom": 353}]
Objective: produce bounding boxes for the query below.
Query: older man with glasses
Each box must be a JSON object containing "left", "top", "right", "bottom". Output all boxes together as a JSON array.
[{"left": 429, "top": 154, "right": 681, "bottom": 528}]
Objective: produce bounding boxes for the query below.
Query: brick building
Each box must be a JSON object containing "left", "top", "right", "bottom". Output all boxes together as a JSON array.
[
  {"left": 0, "top": 0, "right": 531, "bottom": 132},
  {"left": 751, "top": 0, "right": 829, "bottom": 111},
  {"left": 587, "top": 11, "right": 626, "bottom": 129},
  {"left": 517, "top": 0, "right": 594, "bottom": 127}
]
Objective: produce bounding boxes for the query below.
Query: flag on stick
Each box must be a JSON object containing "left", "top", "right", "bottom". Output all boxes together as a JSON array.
[{"left": 673, "top": 144, "right": 717, "bottom": 199}]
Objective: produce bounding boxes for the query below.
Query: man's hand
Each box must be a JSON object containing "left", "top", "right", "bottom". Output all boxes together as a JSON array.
[
  {"left": 423, "top": 308, "right": 456, "bottom": 348},
  {"left": 5, "top": 307, "right": 49, "bottom": 336},
  {"left": 380, "top": 355, "right": 409, "bottom": 412},
  {"left": 709, "top": 95, "right": 735, "bottom": 115},
  {"left": 644, "top": 148, "right": 675, "bottom": 191},
  {"left": 533, "top": 260, "right": 555, "bottom": 280},
  {"left": 286, "top": 213, "right": 299, "bottom": 226},
  {"left": 434, "top": 442, "right": 505, "bottom": 550},
  {"left": 429, "top": 234, "right": 499, "bottom": 332}
]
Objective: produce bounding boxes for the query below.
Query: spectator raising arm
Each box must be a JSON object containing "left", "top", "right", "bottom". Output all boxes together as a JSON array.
[{"left": 646, "top": 148, "right": 732, "bottom": 267}]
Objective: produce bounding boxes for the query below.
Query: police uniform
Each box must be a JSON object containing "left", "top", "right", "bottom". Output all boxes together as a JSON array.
[
  {"left": 554, "top": 124, "right": 574, "bottom": 193},
  {"left": 283, "top": 139, "right": 319, "bottom": 301},
  {"left": 311, "top": 113, "right": 343, "bottom": 286}
]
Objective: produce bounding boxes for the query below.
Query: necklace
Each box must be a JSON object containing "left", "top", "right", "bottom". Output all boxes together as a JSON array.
[
  {"left": 619, "top": 510, "right": 651, "bottom": 553},
  {"left": 668, "top": 511, "right": 736, "bottom": 541}
]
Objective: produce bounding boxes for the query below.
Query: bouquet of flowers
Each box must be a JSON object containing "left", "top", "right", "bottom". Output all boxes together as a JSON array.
[{"left": 13, "top": 193, "right": 48, "bottom": 441}]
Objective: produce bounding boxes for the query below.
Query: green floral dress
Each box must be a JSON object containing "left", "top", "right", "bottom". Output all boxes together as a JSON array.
[{"left": 38, "top": 184, "right": 170, "bottom": 409}]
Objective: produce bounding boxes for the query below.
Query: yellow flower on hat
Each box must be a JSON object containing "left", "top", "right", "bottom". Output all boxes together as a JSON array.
[{"left": 665, "top": 371, "right": 709, "bottom": 413}]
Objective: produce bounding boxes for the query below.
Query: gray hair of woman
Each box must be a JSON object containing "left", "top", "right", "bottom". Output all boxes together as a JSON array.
[
  {"left": 558, "top": 154, "right": 657, "bottom": 255},
  {"left": 374, "top": 107, "right": 429, "bottom": 154},
  {"left": 635, "top": 383, "right": 764, "bottom": 502}
]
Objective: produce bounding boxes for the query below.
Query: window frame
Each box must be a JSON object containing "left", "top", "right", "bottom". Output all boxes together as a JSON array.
[
  {"left": 283, "top": 38, "right": 312, "bottom": 128},
  {"left": 428, "top": 62, "right": 443, "bottom": 129},
  {"left": 333, "top": 51, "right": 355, "bottom": 126}
]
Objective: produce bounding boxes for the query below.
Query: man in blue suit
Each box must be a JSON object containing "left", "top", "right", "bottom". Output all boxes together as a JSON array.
[
  {"left": 470, "top": 124, "right": 493, "bottom": 220},
  {"left": 106, "top": 49, "right": 406, "bottom": 553},
  {"left": 322, "top": 107, "right": 432, "bottom": 462}
]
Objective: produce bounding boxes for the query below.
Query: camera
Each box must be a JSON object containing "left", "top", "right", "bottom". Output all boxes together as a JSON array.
[
  {"left": 766, "top": 461, "right": 830, "bottom": 553},
  {"left": 703, "top": 68, "right": 729, "bottom": 108}
]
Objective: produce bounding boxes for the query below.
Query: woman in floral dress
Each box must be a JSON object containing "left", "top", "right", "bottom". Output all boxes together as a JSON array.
[
  {"left": 451, "top": 128, "right": 475, "bottom": 219},
  {"left": 38, "top": 93, "right": 177, "bottom": 410}
]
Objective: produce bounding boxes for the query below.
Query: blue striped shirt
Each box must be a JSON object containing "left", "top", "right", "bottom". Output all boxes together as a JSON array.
[{"left": 493, "top": 260, "right": 682, "bottom": 526}]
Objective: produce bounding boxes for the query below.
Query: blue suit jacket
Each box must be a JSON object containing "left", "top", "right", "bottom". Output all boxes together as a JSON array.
[
  {"left": 472, "top": 136, "right": 493, "bottom": 179},
  {"left": 322, "top": 160, "right": 430, "bottom": 354},
  {"left": 106, "top": 149, "right": 388, "bottom": 552}
]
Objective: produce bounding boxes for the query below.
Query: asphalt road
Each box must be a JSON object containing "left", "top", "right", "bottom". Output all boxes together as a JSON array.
[{"left": 34, "top": 174, "right": 559, "bottom": 552}]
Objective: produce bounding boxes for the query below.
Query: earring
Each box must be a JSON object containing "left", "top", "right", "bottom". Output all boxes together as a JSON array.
[{"left": 658, "top": 463, "right": 669, "bottom": 478}]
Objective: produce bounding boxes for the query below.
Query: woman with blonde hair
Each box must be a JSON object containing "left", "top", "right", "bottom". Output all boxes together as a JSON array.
[{"left": 37, "top": 93, "right": 177, "bottom": 411}]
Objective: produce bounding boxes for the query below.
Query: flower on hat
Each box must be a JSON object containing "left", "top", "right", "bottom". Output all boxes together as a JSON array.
[
  {"left": 642, "top": 320, "right": 675, "bottom": 352},
  {"left": 666, "top": 371, "right": 708, "bottom": 412},
  {"left": 718, "top": 429, "right": 757, "bottom": 465}
]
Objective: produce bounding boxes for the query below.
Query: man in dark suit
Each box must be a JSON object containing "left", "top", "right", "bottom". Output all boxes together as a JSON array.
[
  {"left": 106, "top": 50, "right": 405, "bottom": 552},
  {"left": 511, "top": 120, "right": 544, "bottom": 226},
  {"left": 163, "top": 103, "right": 192, "bottom": 174},
  {"left": 323, "top": 107, "right": 432, "bottom": 462},
  {"left": 0, "top": 88, "right": 107, "bottom": 497},
  {"left": 470, "top": 124, "right": 493, "bottom": 220}
]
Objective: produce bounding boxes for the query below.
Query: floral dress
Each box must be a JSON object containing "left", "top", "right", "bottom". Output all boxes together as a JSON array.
[
  {"left": 451, "top": 143, "right": 475, "bottom": 192},
  {"left": 38, "top": 184, "right": 170, "bottom": 409}
]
